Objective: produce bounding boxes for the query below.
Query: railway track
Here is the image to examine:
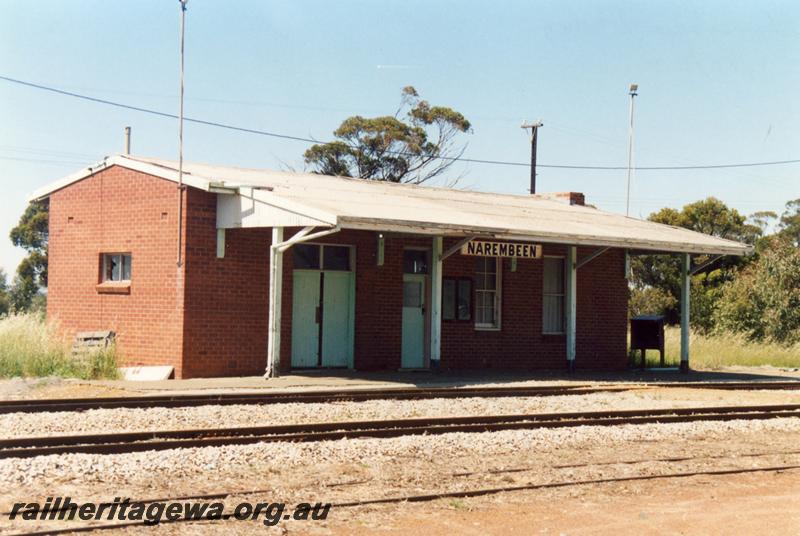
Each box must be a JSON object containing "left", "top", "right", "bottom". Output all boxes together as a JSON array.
[
  {"left": 1, "top": 380, "right": 799, "bottom": 414},
  {"left": 0, "top": 384, "right": 626, "bottom": 414},
  {"left": 648, "top": 380, "right": 800, "bottom": 390},
  {"left": 3, "top": 403, "right": 800, "bottom": 459}
]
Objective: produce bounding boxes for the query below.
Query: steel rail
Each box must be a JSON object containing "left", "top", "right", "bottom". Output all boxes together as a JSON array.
[
  {"left": 3, "top": 404, "right": 800, "bottom": 459},
  {"left": 454, "top": 448, "right": 800, "bottom": 476},
  {"left": 1, "top": 380, "right": 799, "bottom": 415},
  {"left": 645, "top": 381, "right": 800, "bottom": 390},
  {"left": 7, "top": 463, "right": 800, "bottom": 536},
  {"left": 0, "top": 385, "right": 623, "bottom": 414}
]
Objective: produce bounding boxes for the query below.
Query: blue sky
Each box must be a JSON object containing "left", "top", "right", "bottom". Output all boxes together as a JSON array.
[{"left": 1, "top": 0, "right": 798, "bottom": 277}]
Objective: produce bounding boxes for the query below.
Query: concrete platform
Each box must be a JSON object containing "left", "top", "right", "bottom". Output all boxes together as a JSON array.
[
  {"left": 88, "top": 366, "right": 800, "bottom": 397},
  {"left": 2, "top": 367, "right": 799, "bottom": 401}
]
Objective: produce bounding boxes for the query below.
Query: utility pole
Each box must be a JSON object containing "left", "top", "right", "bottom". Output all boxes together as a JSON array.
[
  {"left": 521, "top": 121, "right": 543, "bottom": 194},
  {"left": 176, "top": 0, "right": 188, "bottom": 267},
  {"left": 626, "top": 84, "right": 638, "bottom": 216}
]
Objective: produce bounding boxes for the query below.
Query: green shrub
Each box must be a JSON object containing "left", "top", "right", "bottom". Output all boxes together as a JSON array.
[
  {"left": 629, "top": 286, "right": 677, "bottom": 318},
  {"left": 714, "top": 238, "right": 800, "bottom": 345},
  {"left": 0, "top": 314, "right": 119, "bottom": 380},
  {"left": 689, "top": 270, "right": 726, "bottom": 333}
]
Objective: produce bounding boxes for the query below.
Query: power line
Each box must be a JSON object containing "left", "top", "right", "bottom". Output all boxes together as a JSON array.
[
  {"left": 0, "top": 155, "right": 90, "bottom": 166},
  {"left": 0, "top": 75, "right": 316, "bottom": 142},
  {"left": 0, "top": 144, "right": 98, "bottom": 160},
  {"left": 2, "top": 74, "right": 800, "bottom": 172}
]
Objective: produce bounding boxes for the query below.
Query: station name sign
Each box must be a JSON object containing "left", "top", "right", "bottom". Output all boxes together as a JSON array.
[{"left": 460, "top": 240, "right": 542, "bottom": 259}]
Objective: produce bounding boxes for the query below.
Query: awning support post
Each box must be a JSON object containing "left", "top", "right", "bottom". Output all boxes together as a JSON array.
[
  {"left": 680, "top": 252, "right": 691, "bottom": 374},
  {"left": 265, "top": 226, "right": 284, "bottom": 379},
  {"left": 430, "top": 236, "right": 443, "bottom": 371},
  {"left": 566, "top": 246, "right": 577, "bottom": 373}
]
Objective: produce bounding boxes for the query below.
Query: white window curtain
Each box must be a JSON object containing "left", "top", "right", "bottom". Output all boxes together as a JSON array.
[{"left": 543, "top": 257, "right": 565, "bottom": 333}]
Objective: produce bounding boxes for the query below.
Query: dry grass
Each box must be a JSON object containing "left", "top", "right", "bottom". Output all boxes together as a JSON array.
[
  {"left": 0, "top": 313, "right": 119, "bottom": 379},
  {"left": 632, "top": 326, "right": 800, "bottom": 369}
]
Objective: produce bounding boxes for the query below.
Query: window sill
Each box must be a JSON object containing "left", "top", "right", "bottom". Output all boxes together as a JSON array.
[
  {"left": 96, "top": 281, "right": 131, "bottom": 295},
  {"left": 474, "top": 326, "right": 501, "bottom": 332}
]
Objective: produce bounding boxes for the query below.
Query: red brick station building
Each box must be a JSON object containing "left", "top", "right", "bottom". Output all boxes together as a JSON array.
[{"left": 31, "top": 155, "right": 750, "bottom": 379}]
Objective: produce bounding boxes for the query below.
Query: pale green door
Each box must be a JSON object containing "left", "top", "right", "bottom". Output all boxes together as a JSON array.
[
  {"left": 321, "top": 271, "right": 354, "bottom": 367},
  {"left": 401, "top": 273, "right": 426, "bottom": 368},
  {"left": 291, "top": 271, "right": 321, "bottom": 368}
]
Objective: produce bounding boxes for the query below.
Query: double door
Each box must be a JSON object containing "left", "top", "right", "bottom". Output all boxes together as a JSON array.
[{"left": 291, "top": 244, "right": 355, "bottom": 368}]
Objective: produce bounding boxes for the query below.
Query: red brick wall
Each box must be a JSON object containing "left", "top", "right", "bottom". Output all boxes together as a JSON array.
[
  {"left": 575, "top": 247, "right": 630, "bottom": 369},
  {"left": 180, "top": 189, "right": 272, "bottom": 377},
  {"left": 439, "top": 242, "right": 628, "bottom": 370},
  {"left": 275, "top": 232, "right": 628, "bottom": 372},
  {"left": 180, "top": 225, "right": 423, "bottom": 376},
  {"left": 47, "top": 165, "right": 186, "bottom": 376},
  {"left": 48, "top": 166, "right": 629, "bottom": 377}
]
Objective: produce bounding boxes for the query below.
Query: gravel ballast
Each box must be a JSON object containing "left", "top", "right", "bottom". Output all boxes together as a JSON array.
[
  {"left": 2, "top": 417, "right": 800, "bottom": 488},
  {"left": 0, "top": 390, "right": 783, "bottom": 439}
]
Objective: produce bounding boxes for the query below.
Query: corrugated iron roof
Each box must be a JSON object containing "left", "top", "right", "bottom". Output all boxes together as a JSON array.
[{"left": 30, "top": 154, "right": 753, "bottom": 255}]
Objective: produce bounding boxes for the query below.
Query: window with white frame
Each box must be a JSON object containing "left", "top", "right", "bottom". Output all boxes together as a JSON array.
[
  {"left": 443, "top": 278, "right": 472, "bottom": 321},
  {"left": 542, "top": 257, "right": 565, "bottom": 333},
  {"left": 102, "top": 253, "right": 132, "bottom": 282},
  {"left": 474, "top": 257, "right": 501, "bottom": 329}
]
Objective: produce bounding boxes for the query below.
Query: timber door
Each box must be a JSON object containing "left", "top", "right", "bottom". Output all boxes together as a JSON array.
[
  {"left": 321, "top": 271, "right": 352, "bottom": 367},
  {"left": 401, "top": 249, "right": 429, "bottom": 369},
  {"left": 290, "top": 244, "right": 355, "bottom": 368},
  {"left": 291, "top": 271, "right": 321, "bottom": 367}
]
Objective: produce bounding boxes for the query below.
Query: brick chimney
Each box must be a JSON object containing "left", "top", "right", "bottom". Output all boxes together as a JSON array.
[{"left": 532, "top": 192, "right": 586, "bottom": 206}]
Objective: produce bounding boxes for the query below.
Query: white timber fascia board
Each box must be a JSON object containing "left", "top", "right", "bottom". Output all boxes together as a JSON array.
[{"left": 339, "top": 217, "right": 752, "bottom": 256}]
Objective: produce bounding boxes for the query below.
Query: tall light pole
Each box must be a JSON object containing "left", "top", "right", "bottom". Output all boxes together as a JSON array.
[
  {"left": 176, "top": 0, "right": 188, "bottom": 266},
  {"left": 521, "top": 120, "right": 543, "bottom": 194},
  {"left": 625, "top": 84, "right": 638, "bottom": 216}
]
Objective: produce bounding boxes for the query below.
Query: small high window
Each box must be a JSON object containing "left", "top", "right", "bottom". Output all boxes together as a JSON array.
[
  {"left": 293, "top": 244, "right": 352, "bottom": 271},
  {"left": 103, "top": 253, "right": 132, "bottom": 282},
  {"left": 322, "top": 245, "right": 351, "bottom": 271},
  {"left": 403, "top": 250, "right": 429, "bottom": 274},
  {"left": 293, "top": 244, "right": 321, "bottom": 269}
]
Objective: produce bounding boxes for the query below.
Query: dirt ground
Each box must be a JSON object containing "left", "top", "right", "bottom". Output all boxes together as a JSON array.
[
  {"left": 2, "top": 378, "right": 800, "bottom": 535},
  {"left": 0, "top": 377, "right": 132, "bottom": 400},
  {"left": 325, "top": 469, "right": 800, "bottom": 535},
  {"left": 294, "top": 427, "right": 800, "bottom": 536}
]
